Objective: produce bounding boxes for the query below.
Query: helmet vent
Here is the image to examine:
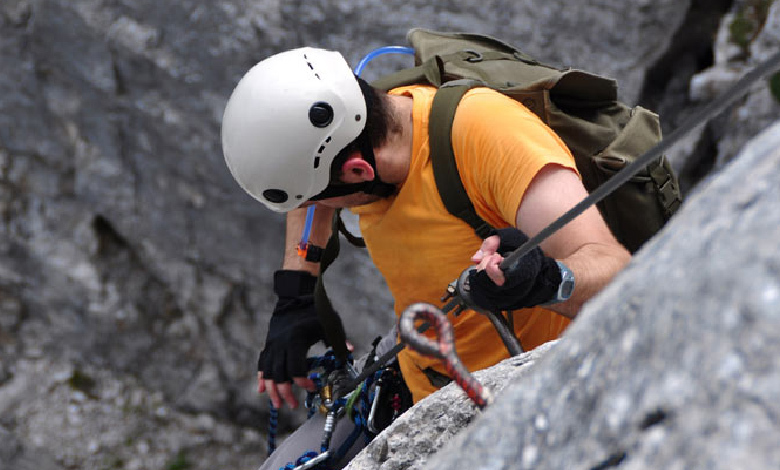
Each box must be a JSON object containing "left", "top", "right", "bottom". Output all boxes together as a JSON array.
[
  {"left": 303, "top": 53, "right": 321, "bottom": 80},
  {"left": 309, "top": 102, "right": 334, "bottom": 128},
  {"left": 263, "top": 189, "right": 288, "bottom": 204},
  {"left": 314, "top": 156, "right": 320, "bottom": 169}
]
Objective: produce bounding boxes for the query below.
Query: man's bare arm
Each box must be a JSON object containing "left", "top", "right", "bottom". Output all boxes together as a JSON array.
[
  {"left": 516, "top": 165, "right": 630, "bottom": 318},
  {"left": 259, "top": 204, "right": 335, "bottom": 409},
  {"left": 282, "top": 205, "right": 335, "bottom": 273}
]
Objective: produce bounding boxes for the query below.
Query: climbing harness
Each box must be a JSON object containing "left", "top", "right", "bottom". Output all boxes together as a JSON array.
[
  {"left": 267, "top": 352, "right": 355, "bottom": 469},
  {"left": 268, "top": 346, "right": 411, "bottom": 470},
  {"left": 399, "top": 303, "right": 493, "bottom": 408}
]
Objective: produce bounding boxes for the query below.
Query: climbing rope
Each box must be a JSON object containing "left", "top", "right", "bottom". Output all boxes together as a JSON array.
[
  {"left": 268, "top": 401, "right": 280, "bottom": 455},
  {"left": 399, "top": 303, "right": 493, "bottom": 409}
]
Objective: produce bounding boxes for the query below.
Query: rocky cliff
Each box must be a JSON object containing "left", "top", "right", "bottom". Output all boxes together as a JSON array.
[
  {"left": 347, "top": 119, "right": 780, "bottom": 470},
  {"left": 419, "top": 116, "right": 780, "bottom": 470},
  {"left": 0, "top": 1, "right": 777, "bottom": 469}
]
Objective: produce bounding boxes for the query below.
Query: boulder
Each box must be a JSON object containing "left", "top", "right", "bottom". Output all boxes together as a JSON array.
[{"left": 416, "top": 118, "right": 780, "bottom": 470}]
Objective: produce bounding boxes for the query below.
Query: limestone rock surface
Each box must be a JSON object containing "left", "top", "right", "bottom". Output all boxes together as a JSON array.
[{"left": 0, "top": 0, "right": 775, "bottom": 469}]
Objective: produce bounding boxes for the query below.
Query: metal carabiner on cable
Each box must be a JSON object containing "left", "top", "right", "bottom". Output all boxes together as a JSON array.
[
  {"left": 399, "top": 302, "right": 493, "bottom": 409},
  {"left": 440, "top": 267, "right": 523, "bottom": 357}
]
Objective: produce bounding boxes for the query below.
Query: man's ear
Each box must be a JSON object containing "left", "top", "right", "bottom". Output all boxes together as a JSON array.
[{"left": 341, "top": 155, "right": 375, "bottom": 183}]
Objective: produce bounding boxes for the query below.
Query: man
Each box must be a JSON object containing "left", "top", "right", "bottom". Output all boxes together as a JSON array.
[{"left": 221, "top": 46, "right": 630, "bottom": 468}]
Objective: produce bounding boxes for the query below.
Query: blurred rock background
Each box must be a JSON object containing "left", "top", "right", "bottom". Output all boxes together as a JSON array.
[{"left": 0, "top": 0, "right": 777, "bottom": 469}]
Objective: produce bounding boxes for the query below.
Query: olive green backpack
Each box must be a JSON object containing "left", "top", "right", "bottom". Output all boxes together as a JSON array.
[{"left": 372, "top": 28, "right": 682, "bottom": 252}]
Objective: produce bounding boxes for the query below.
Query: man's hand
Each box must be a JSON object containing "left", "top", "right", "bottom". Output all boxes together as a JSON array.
[
  {"left": 257, "top": 270, "right": 323, "bottom": 409},
  {"left": 468, "top": 228, "right": 562, "bottom": 311}
]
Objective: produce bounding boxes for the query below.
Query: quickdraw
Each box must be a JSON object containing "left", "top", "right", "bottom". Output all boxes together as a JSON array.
[
  {"left": 269, "top": 348, "right": 407, "bottom": 470},
  {"left": 268, "top": 351, "right": 358, "bottom": 470},
  {"left": 399, "top": 303, "right": 493, "bottom": 409}
]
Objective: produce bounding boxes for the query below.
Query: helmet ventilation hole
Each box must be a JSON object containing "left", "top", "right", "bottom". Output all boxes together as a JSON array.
[
  {"left": 262, "top": 189, "right": 288, "bottom": 204},
  {"left": 309, "top": 102, "right": 334, "bottom": 128},
  {"left": 303, "top": 54, "right": 321, "bottom": 80}
]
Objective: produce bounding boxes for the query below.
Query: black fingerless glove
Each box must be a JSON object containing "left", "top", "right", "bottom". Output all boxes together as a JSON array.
[
  {"left": 257, "top": 270, "right": 325, "bottom": 382},
  {"left": 468, "top": 228, "right": 562, "bottom": 312}
]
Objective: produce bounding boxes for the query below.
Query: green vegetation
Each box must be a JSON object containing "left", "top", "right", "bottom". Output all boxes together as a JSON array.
[
  {"left": 166, "top": 451, "right": 192, "bottom": 470},
  {"left": 101, "top": 456, "right": 125, "bottom": 470},
  {"left": 729, "top": 0, "right": 775, "bottom": 53},
  {"left": 67, "top": 369, "right": 96, "bottom": 396},
  {"left": 770, "top": 73, "right": 780, "bottom": 103}
]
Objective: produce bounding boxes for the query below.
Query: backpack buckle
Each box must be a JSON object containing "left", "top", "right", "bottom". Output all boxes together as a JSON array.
[
  {"left": 658, "top": 177, "right": 682, "bottom": 215},
  {"left": 462, "top": 49, "right": 483, "bottom": 63}
]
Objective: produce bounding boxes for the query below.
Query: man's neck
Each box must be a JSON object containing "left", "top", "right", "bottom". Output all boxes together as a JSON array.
[{"left": 373, "top": 94, "right": 414, "bottom": 187}]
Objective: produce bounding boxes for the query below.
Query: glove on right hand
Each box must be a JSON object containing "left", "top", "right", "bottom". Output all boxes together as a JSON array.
[
  {"left": 468, "top": 228, "right": 562, "bottom": 312},
  {"left": 257, "top": 270, "right": 325, "bottom": 383}
]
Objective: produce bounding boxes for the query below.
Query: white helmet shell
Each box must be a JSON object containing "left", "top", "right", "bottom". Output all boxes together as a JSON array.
[{"left": 221, "top": 47, "right": 366, "bottom": 212}]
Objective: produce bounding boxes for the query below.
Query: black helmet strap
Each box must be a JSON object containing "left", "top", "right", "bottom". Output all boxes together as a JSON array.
[{"left": 309, "top": 77, "right": 396, "bottom": 201}]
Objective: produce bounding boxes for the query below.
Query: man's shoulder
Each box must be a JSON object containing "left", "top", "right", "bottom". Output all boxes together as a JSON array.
[
  {"left": 388, "top": 84, "right": 437, "bottom": 98},
  {"left": 452, "top": 87, "right": 547, "bottom": 139},
  {"left": 458, "top": 87, "right": 534, "bottom": 116}
]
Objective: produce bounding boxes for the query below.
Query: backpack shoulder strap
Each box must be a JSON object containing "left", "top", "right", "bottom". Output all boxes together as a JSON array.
[
  {"left": 371, "top": 57, "right": 444, "bottom": 91},
  {"left": 430, "top": 83, "right": 494, "bottom": 239}
]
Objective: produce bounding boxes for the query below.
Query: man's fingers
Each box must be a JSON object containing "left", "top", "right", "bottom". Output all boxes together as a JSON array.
[
  {"left": 480, "top": 253, "right": 506, "bottom": 286},
  {"left": 472, "top": 235, "right": 501, "bottom": 263},
  {"left": 294, "top": 376, "right": 317, "bottom": 392},
  {"left": 482, "top": 235, "right": 501, "bottom": 253},
  {"left": 261, "top": 375, "right": 311, "bottom": 408},
  {"left": 265, "top": 379, "right": 282, "bottom": 409},
  {"left": 278, "top": 382, "right": 299, "bottom": 409}
]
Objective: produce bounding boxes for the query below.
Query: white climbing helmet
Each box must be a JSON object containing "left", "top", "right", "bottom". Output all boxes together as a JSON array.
[{"left": 221, "top": 47, "right": 366, "bottom": 212}]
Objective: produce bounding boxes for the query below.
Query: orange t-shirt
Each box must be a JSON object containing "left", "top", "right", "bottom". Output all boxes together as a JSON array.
[{"left": 351, "top": 85, "right": 577, "bottom": 402}]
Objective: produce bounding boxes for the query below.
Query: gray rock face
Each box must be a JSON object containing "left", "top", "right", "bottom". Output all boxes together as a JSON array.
[
  {"left": 0, "top": 0, "right": 771, "bottom": 469},
  {"left": 669, "top": 1, "right": 780, "bottom": 194},
  {"left": 419, "top": 119, "right": 780, "bottom": 470},
  {"left": 345, "top": 342, "right": 556, "bottom": 470}
]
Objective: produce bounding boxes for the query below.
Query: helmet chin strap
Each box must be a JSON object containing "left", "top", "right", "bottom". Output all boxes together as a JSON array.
[
  {"left": 308, "top": 138, "right": 396, "bottom": 201},
  {"left": 309, "top": 77, "right": 396, "bottom": 202},
  {"left": 308, "top": 179, "right": 395, "bottom": 201}
]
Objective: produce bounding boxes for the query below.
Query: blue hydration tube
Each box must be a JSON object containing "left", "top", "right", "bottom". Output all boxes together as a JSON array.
[
  {"left": 299, "top": 204, "right": 317, "bottom": 253},
  {"left": 299, "top": 46, "right": 415, "bottom": 252},
  {"left": 353, "top": 46, "right": 415, "bottom": 77}
]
